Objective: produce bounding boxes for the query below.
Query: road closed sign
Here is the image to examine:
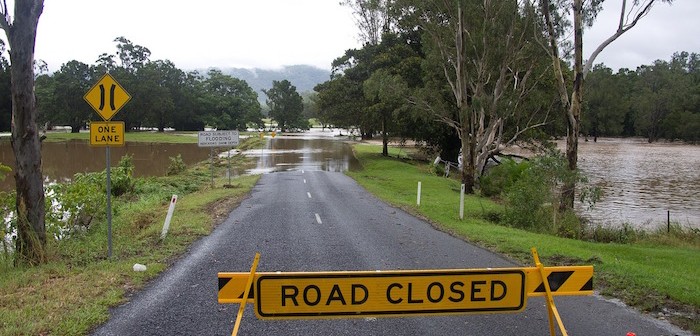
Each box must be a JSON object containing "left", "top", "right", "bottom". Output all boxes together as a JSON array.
[
  {"left": 253, "top": 269, "right": 526, "bottom": 319},
  {"left": 198, "top": 130, "right": 239, "bottom": 147}
]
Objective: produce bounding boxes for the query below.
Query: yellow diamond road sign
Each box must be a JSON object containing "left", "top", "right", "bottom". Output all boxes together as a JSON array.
[{"left": 84, "top": 73, "right": 131, "bottom": 121}]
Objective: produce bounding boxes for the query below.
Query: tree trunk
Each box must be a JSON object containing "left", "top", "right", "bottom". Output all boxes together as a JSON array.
[
  {"left": 5, "top": 0, "right": 46, "bottom": 265},
  {"left": 560, "top": 0, "right": 584, "bottom": 211},
  {"left": 460, "top": 119, "right": 475, "bottom": 194}
]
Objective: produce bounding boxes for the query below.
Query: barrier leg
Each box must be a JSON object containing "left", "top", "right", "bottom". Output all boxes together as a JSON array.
[
  {"left": 231, "top": 253, "right": 260, "bottom": 336},
  {"left": 532, "top": 247, "right": 568, "bottom": 336}
]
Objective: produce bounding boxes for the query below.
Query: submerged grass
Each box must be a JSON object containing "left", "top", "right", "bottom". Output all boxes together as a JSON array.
[
  {"left": 0, "top": 138, "right": 261, "bottom": 336},
  {"left": 347, "top": 144, "right": 700, "bottom": 333}
]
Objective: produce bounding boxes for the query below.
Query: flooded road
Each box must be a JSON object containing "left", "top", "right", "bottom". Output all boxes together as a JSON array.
[
  {"left": 244, "top": 135, "right": 360, "bottom": 174},
  {"left": 574, "top": 138, "right": 699, "bottom": 230}
]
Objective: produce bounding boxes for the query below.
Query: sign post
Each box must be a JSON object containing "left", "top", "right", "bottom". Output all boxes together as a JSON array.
[
  {"left": 197, "top": 130, "right": 240, "bottom": 187},
  {"left": 84, "top": 73, "right": 131, "bottom": 258}
]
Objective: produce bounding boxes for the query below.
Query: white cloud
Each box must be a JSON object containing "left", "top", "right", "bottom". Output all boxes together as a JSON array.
[
  {"left": 4, "top": 0, "right": 695, "bottom": 72},
  {"left": 31, "top": 0, "right": 361, "bottom": 71}
]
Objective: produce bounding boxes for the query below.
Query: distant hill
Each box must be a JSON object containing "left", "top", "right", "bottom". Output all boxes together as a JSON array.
[{"left": 199, "top": 65, "right": 332, "bottom": 105}]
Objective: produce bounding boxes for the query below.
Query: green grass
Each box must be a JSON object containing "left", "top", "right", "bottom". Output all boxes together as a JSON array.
[
  {"left": 43, "top": 130, "right": 264, "bottom": 144},
  {"left": 347, "top": 144, "right": 700, "bottom": 333},
  {"left": 0, "top": 139, "right": 260, "bottom": 336},
  {"left": 44, "top": 130, "right": 200, "bottom": 143}
]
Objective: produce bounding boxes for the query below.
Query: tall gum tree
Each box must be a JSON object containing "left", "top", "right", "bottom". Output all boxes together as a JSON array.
[
  {"left": 538, "top": 0, "right": 672, "bottom": 210},
  {"left": 403, "top": 0, "right": 550, "bottom": 193},
  {"left": 0, "top": 0, "right": 46, "bottom": 264}
]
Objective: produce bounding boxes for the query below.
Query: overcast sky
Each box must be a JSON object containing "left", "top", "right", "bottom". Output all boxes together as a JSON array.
[{"left": 4, "top": 0, "right": 698, "bottom": 72}]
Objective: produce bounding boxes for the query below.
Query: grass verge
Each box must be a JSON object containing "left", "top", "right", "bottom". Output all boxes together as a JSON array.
[
  {"left": 0, "top": 139, "right": 261, "bottom": 336},
  {"left": 347, "top": 144, "right": 700, "bottom": 334}
]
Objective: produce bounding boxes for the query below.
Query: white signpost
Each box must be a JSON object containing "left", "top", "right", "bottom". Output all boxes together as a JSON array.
[
  {"left": 198, "top": 130, "right": 240, "bottom": 187},
  {"left": 198, "top": 130, "right": 239, "bottom": 147}
]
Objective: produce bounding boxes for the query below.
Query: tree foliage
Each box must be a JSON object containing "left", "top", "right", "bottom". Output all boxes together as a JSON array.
[
  {"left": 264, "top": 79, "right": 307, "bottom": 131},
  {"left": 583, "top": 52, "right": 700, "bottom": 143}
]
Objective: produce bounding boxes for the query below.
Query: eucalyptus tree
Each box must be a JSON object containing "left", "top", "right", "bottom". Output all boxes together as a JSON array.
[
  {"left": 44, "top": 61, "right": 93, "bottom": 132},
  {"left": 0, "top": 0, "right": 46, "bottom": 264},
  {"left": 538, "top": 0, "right": 673, "bottom": 209},
  {"left": 172, "top": 71, "right": 207, "bottom": 131},
  {"left": 398, "top": 0, "right": 551, "bottom": 193},
  {"left": 363, "top": 69, "right": 409, "bottom": 155},
  {"left": 110, "top": 37, "right": 152, "bottom": 130},
  {"left": 342, "top": 0, "right": 395, "bottom": 45},
  {"left": 0, "top": 40, "right": 13, "bottom": 132},
  {"left": 582, "top": 64, "right": 627, "bottom": 140},
  {"left": 263, "top": 80, "right": 307, "bottom": 132},
  {"left": 314, "top": 74, "right": 366, "bottom": 132},
  {"left": 202, "top": 69, "right": 262, "bottom": 131},
  {"left": 138, "top": 60, "right": 180, "bottom": 132}
]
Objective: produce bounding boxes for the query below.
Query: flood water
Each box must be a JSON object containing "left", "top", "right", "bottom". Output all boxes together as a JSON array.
[
  {"left": 1, "top": 135, "right": 696, "bottom": 230},
  {"left": 573, "top": 138, "right": 699, "bottom": 230},
  {"left": 0, "top": 140, "right": 212, "bottom": 191},
  {"left": 243, "top": 135, "right": 360, "bottom": 174}
]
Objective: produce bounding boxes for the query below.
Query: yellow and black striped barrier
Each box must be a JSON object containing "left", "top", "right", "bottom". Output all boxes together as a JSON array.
[{"left": 218, "top": 248, "right": 592, "bottom": 336}]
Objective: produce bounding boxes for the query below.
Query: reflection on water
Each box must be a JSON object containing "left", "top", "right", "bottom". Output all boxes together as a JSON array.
[
  {"left": 244, "top": 137, "right": 360, "bottom": 174},
  {"left": 0, "top": 140, "right": 211, "bottom": 191},
  {"left": 574, "top": 138, "right": 699, "bottom": 229}
]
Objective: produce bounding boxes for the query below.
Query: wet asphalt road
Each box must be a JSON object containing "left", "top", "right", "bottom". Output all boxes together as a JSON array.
[{"left": 92, "top": 170, "right": 689, "bottom": 336}]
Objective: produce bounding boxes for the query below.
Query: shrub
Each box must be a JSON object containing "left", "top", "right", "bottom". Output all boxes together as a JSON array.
[
  {"left": 111, "top": 154, "right": 135, "bottom": 196},
  {"left": 166, "top": 154, "right": 187, "bottom": 176},
  {"left": 45, "top": 179, "right": 106, "bottom": 239},
  {"left": 479, "top": 158, "right": 529, "bottom": 197},
  {"left": 502, "top": 150, "right": 590, "bottom": 236}
]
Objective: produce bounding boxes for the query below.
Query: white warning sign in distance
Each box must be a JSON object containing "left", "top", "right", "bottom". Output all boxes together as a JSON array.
[{"left": 198, "top": 130, "right": 239, "bottom": 147}]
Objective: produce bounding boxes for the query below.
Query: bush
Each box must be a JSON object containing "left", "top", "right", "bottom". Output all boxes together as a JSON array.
[
  {"left": 111, "top": 154, "right": 135, "bottom": 196},
  {"left": 479, "top": 158, "right": 529, "bottom": 197},
  {"left": 166, "top": 154, "right": 187, "bottom": 176},
  {"left": 502, "top": 150, "right": 589, "bottom": 236},
  {"left": 45, "top": 178, "right": 106, "bottom": 239}
]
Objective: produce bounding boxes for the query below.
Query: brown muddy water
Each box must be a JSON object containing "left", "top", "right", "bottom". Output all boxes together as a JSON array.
[
  {"left": 0, "top": 140, "right": 212, "bottom": 191},
  {"left": 0, "top": 135, "right": 696, "bottom": 230},
  {"left": 243, "top": 136, "right": 360, "bottom": 174},
  {"left": 573, "top": 138, "right": 699, "bottom": 230}
]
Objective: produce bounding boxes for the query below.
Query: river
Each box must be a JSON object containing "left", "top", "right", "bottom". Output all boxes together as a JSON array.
[{"left": 572, "top": 138, "right": 699, "bottom": 230}]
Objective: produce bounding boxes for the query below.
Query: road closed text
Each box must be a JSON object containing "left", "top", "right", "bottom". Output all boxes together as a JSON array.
[{"left": 255, "top": 270, "right": 526, "bottom": 319}]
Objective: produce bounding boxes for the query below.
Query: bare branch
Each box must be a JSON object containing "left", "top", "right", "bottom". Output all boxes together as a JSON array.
[
  {"left": 584, "top": 0, "right": 659, "bottom": 76},
  {"left": 0, "top": 0, "right": 11, "bottom": 32}
]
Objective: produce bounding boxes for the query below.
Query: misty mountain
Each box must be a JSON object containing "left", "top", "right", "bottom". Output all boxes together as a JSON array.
[{"left": 202, "top": 65, "right": 332, "bottom": 105}]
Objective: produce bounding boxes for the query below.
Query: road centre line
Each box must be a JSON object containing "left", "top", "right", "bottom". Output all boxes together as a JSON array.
[
  {"left": 307, "top": 192, "right": 312, "bottom": 199},
  {"left": 315, "top": 213, "right": 322, "bottom": 224}
]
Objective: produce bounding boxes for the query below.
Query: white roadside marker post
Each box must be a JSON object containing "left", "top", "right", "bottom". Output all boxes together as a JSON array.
[
  {"left": 417, "top": 181, "right": 422, "bottom": 206},
  {"left": 460, "top": 184, "right": 465, "bottom": 219},
  {"left": 160, "top": 195, "right": 178, "bottom": 240}
]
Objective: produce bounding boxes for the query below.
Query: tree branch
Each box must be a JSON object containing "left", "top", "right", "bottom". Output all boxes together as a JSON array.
[
  {"left": 584, "top": 0, "right": 659, "bottom": 77},
  {"left": 0, "top": 0, "right": 10, "bottom": 33}
]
